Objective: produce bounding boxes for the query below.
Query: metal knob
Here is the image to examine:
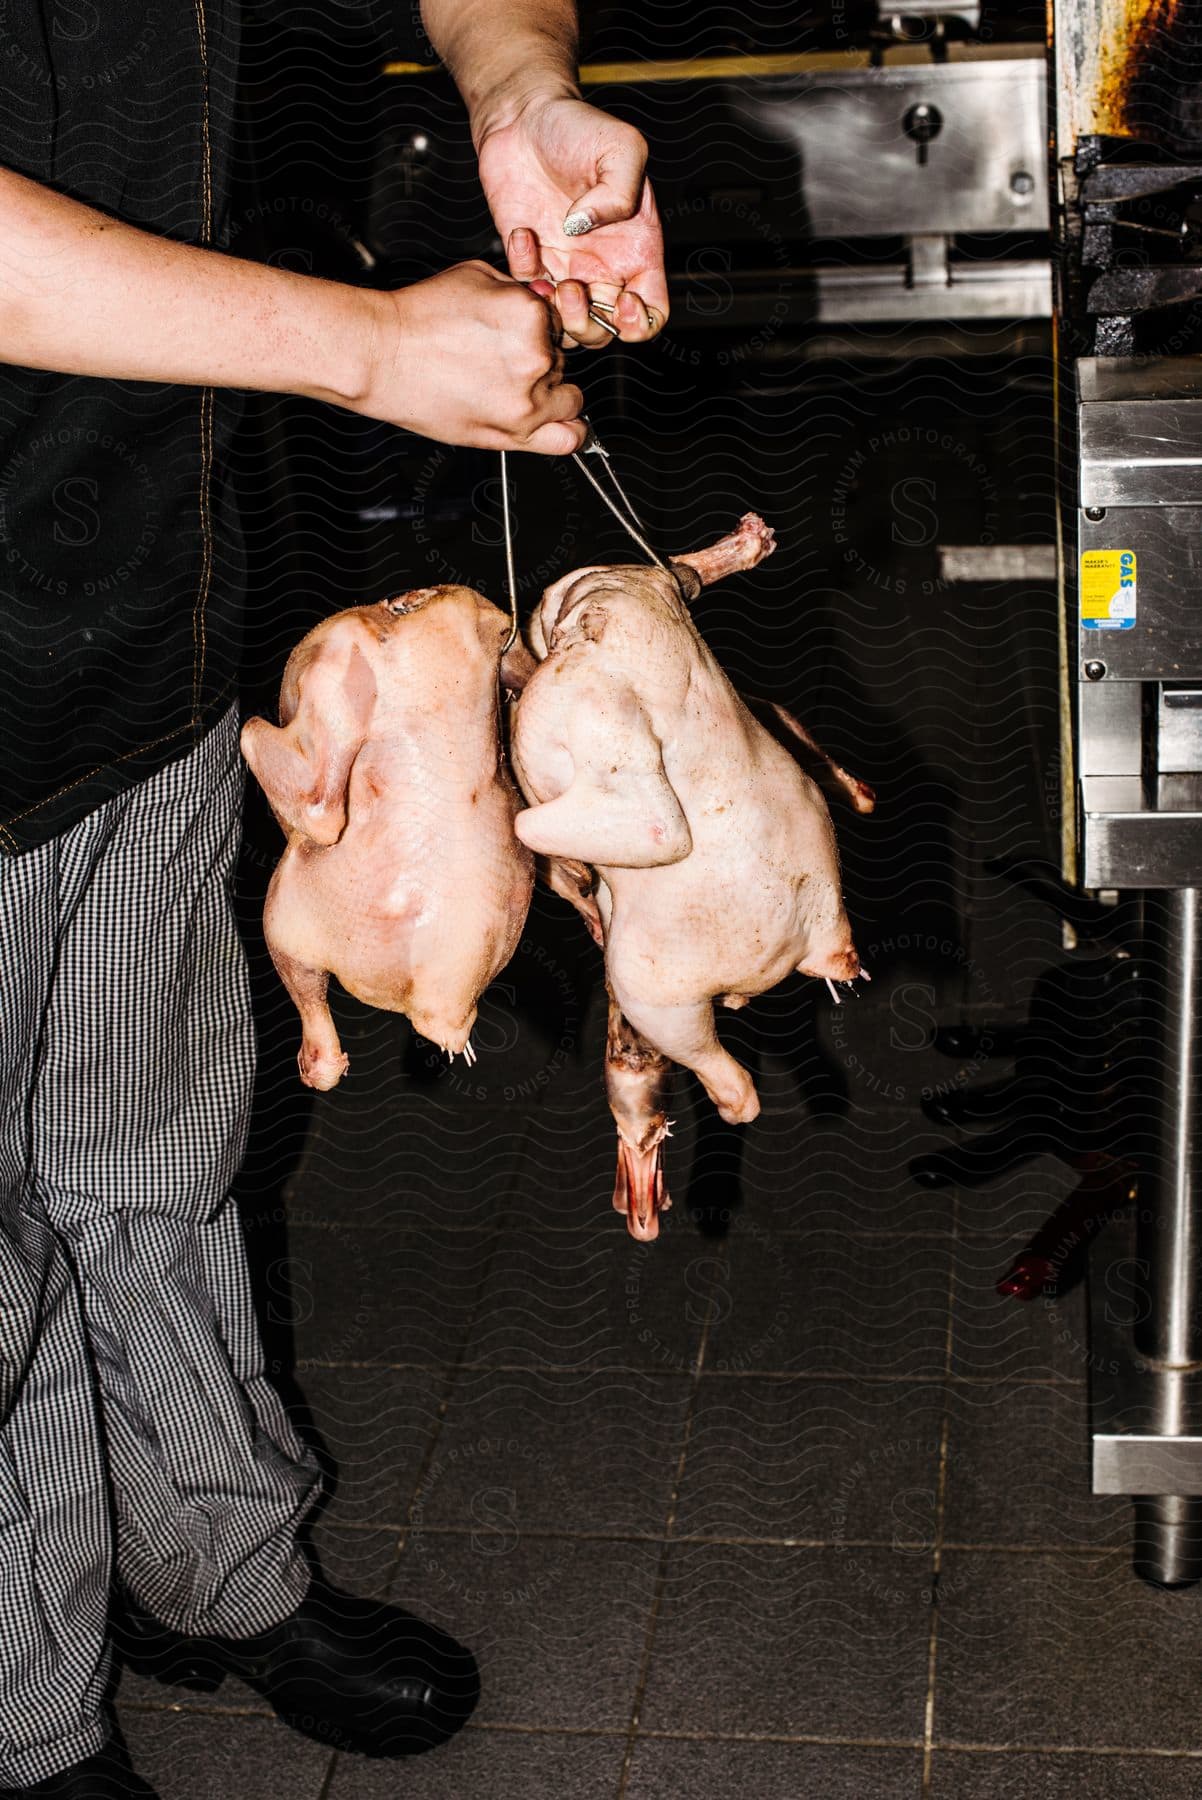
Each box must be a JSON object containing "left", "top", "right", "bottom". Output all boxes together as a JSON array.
[{"left": 902, "top": 102, "right": 943, "bottom": 165}]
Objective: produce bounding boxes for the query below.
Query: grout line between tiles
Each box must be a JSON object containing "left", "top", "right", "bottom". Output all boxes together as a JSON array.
[
  {"left": 119, "top": 1702, "right": 1202, "bottom": 1766},
  {"left": 932, "top": 1741, "right": 1202, "bottom": 1760},
  {"left": 120, "top": 1700, "right": 931, "bottom": 1748},
  {"left": 283, "top": 1211, "right": 970, "bottom": 1242},
  {"left": 615, "top": 1251, "right": 723, "bottom": 1799},
  {"left": 293, "top": 1358, "right": 1085, "bottom": 1389},
  {"left": 314, "top": 1747, "right": 337, "bottom": 1800},
  {"left": 921, "top": 1188, "right": 959, "bottom": 1798},
  {"left": 321, "top": 1522, "right": 1126, "bottom": 1556}
]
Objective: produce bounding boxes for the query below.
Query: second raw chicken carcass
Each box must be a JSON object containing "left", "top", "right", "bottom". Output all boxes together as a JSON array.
[
  {"left": 241, "top": 586, "right": 534, "bottom": 1090},
  {"left": 510, "top": 516, "right": 873, "bottom": 1238}
]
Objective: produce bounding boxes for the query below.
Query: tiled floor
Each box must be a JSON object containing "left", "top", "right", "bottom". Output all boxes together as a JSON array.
[
  {"left": 102, "top": 292, "right": 1190, "bottom": 1794},
  {"left": 113, "top": 939, "right": 1202, "bottom": 1799}
]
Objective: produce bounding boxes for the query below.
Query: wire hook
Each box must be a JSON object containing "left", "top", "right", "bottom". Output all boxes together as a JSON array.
[{"left": 499, "top": 448, "right": 519, "bottom": 653}]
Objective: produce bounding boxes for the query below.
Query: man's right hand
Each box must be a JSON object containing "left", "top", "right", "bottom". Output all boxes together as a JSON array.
[
  {"left": 0, "top": 171, "right": 585, "bottom": 454},
  {"left": 353, "top": 260, "right": 586, "bottom": 456}
]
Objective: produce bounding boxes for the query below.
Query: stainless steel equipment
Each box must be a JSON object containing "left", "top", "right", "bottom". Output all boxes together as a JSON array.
[
  {"left": 1088, "top": 884, "right": 1202, "bottom": 1585},
  {"left": 731, "top": 46, "right": 1050, "bottom": 321},
  {"left": 1073, "top": 357, "right": 1202, "bottom": 1583},
  {"left": 1076, "top": 360, "right": 1202, "bottom": 891},
  {"left": 1050, "top": 0, "right": 1202, "bottom": 1583}
]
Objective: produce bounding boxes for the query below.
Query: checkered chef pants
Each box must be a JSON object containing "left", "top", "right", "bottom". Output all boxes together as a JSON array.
[{"left": 0, "top": 705, "right": 321, "bottom": 1786}]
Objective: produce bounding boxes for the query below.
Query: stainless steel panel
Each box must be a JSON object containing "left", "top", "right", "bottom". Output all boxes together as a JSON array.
[
  {"left": 1090, "top": 1214, "right": 1202, "bottom": 1496},
  {"left": 937, "top": 544, "right": 1058, "bottom": 581},
  {"left": 1077, "top": 507, "right": 1202, "bottom": 682},
  {"left": 1161, "top": 689, "right": 1202, "bottom": 773},
  {"left": 671, "top": 260, "right": 1052, "bottom": 327},
  {"left": 1081, "top": 774, "right": 1143, "bottom": 811},
  {"left": 1159, "top": 774, "right": 1202, "bottom": 811},
  {"left": 1079, "top": 682, "right": 1142, "bottom": 776},
  {"left": 1082, "top": 809, "right": 1202, "bottom": 888},
  {"left": 1080, "top": 402, "right": 1202, "bottom": 509},
  {"left": 876, "top": 0, "right": 981, "bottom": 25},
  {"left": 1079, "top": 358, "right": 1202, "bottom": 406},
  {"left": 734, "top": 60, "right": 1048, "bottom": 239},
  {"left": 676, "top": 261, "right": 1050, "bottom": 327},
  {"left": 1094, "top": 1435, "right": 1202, "bottom": 1495},
  {"left": 804, "top": 261, "right": 1051, "bottom": 322}
]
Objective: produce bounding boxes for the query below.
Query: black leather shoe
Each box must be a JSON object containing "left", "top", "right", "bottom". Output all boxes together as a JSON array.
[
  {"left": 0, "top": 1736, "right": 160, "bottom": 1797},
  {"left": 114, "top": 1580, "right": 479, "bottom": 1758}
]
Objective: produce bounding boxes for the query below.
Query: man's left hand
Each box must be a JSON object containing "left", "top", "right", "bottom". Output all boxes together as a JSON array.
[{"left": 476, "top": 94, "right": 668, "bottom": 349}]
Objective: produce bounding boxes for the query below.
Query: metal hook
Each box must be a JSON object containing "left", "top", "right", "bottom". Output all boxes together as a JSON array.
[
  {"left": 499, "top": 448, "right": 519, "bottom": 653},
  {"left": 497, "top": 418, "right": 674, "bottom": 667},
  {"left": 571, "top": 439, "right": 672, "bottom": 573}
]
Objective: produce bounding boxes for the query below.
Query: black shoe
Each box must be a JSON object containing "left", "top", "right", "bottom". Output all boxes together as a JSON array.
[
  {"left": 0, "top": 1736, "right": 160, "bottom": 1798},
  {"left": 114, "top": 1580, "right": 479, "bottom": 1758}
]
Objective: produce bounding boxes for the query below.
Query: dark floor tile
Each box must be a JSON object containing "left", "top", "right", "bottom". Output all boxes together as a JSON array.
[
  {"left": 706, "top": 1226, "right": 951, "bottom": 1379},
  {"left": 950, "top": 1238, "right": 1088, "bottom": 1383},
  {"left": 420, "top": 1366, "right": 690, "bottom": 1537},
  {"left": 290, "top": 1092, "right": 528, "bottom": 1232},
  {"left": 951, "top": 1156, "right": 1081, "bottom": 1244},
  {"left": 327, "top": 1727, "right": 626, "bottom": 1797},
  {"left": 640, "top": 1542, "right": 931, "bottom": 1739},
  {"left": 387, "top": 1531, "right": 659, "bottom": 1731},
  {"left": 285, "top": 1221, "right": 495, "bottom": 1367},
  {"left": 740, "top": 1103, "right": 956, "bottom": 1237},
  {"left": 928, "top": 1747, "right": 1202, "bottom": 1797},
  {"left": 627, "top": 1737, "right": 924, "bottom": 1798},
  {"left": 941, "top": 1382, "right": 1126, "bottom": 1549},
  {"left": 463, "top": 1219, "right": 709, "bottom": 1373},
  {"left": 293, "top": 1365, "right": 446, "bottom": 1528},
  {"left": 308, "top": 1522, "right": 401, "bottom": 1599},
  {"left": 814, "top": 979, "right": 1016, "bottom": 1095},
  {"left": 934, "top": 1548, "right": 1202, "bottom": 1750},
  {"left": 118, "top": 1709, "right": 329, "bottom": 1798},
  {"left": 674, "top": 1375, "right": 946, "bottom": 1543}
]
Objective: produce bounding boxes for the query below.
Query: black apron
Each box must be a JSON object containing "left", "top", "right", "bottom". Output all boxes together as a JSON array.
[{"left": 0, "top": 1, "right": 244, "bottom": 853}]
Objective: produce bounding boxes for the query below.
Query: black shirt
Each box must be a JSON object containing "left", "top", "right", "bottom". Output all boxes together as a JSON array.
[{"left": 0, "top": 1, "right": 244, "bottom": 852}]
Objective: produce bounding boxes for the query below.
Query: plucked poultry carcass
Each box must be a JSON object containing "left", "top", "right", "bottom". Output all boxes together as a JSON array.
[
  {"left": 241, "top": 585, "right": 534, "bottom": 1089},
  {"left": 510, "top": 515, "right": 873, "bottom": 1240}
]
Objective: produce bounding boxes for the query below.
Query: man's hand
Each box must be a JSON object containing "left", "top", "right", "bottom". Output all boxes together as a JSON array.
[
  {"left": 476, "top": 94, "right": 668, "bottom": 349},
  {"left": 354, "top": 260, "right": 586, "bottom": 455},
  {"left": 0, "top": 170, "right": 584, "bottom": 455}
]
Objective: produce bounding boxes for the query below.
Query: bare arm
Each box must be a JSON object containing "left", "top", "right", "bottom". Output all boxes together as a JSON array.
[
  {"left": 421, "top": 0, "right": 667, "bottom": 345},
  {"left": 0, "top": 165, "right": 375, "bottom": 402},
  {"left": 419, "top": 0, "right": 578, "bottom": 133},
  {"left": 0, "top": 166, "right": 586, "bottom": 453}
]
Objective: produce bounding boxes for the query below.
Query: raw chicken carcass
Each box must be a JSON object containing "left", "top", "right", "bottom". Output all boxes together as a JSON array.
[
  {"left": 510, "top": 516, "right": 873, "bottom": 1238},
  {"left": 242, "top": 586, "right": 534, "bottom": 1089}
]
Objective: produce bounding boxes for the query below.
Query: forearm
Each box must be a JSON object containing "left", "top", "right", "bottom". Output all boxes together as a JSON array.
[
  {"left": 0, "top": 165, "right": 378, "bottom": 404},
  {"left": 420, "top": 0, "right": 580, "bottom": 140}
]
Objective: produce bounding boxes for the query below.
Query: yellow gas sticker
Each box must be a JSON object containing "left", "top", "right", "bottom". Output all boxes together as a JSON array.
[{"left": 1081, "top": 548, "right": 1137, "bottom": 630}]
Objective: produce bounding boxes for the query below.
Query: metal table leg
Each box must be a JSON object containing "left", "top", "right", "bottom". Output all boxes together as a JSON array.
[{"left": 1131, "top": 889, "right": 1202, "bottom": 1585}]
